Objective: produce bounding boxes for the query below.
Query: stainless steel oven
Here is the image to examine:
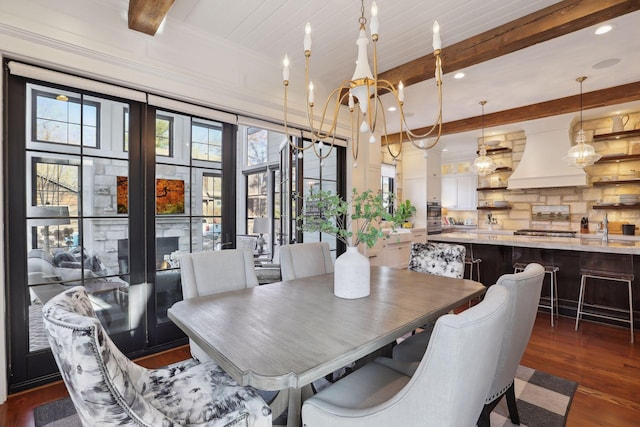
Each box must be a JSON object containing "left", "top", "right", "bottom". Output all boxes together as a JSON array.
[{"left": 427, "top": 202, "right": 442, "bottom": 234}]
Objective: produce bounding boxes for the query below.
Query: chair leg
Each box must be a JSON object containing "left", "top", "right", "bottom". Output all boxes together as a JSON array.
[
  {"left": 628, "top": 280, "right": 634, "bottom": 344},
  {"left": 549, "top": 271, "right": 555, "bottom": 327},
  {"left": 477, "top": 403, "right": 492, "bottom": 427},
  {"left": 505, "top": 382, "right": 520, "bottom": 424},
  {"left": 575, "top": 274, "right": 586, "bottom": 331}
]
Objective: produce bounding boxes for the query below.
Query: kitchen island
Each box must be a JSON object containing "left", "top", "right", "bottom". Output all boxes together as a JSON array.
[{"left": 429, "top": 231, "right": 639, "bottom": 331}]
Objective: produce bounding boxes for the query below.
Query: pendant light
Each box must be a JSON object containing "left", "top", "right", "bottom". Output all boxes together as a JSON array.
[
  {"left": 564, "top": 76, "right": 601, "bottom": 167},
  {"left": 471, "top": 100, "right": 497, "bottom": 176}
]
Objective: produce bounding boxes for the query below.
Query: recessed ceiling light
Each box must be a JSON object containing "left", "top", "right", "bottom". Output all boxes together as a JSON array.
[
  {"left": 387, "top": 106, "right": 397, "bottom": 112},
  {"left": 594, "top": 24, "right": 613, "bottom": 35},
  {"left": 593, "top": 58, "right": 621, "bottom": 69},
  {"left": 454, "top": 72, "right": 465, "bottom": 79}
]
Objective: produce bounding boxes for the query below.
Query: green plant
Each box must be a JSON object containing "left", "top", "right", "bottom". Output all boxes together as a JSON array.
[
  {"left": 300, "top": 188, "right": 404, "bottom": 248},
  {"left": 395, "top": 199, "right": 417, "bottom": 225}
]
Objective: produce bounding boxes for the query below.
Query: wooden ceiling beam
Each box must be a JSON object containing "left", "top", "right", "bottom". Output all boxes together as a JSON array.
[
  {"left": 128, "top": 0, "right": 175, "bottom": 36},
  {"left": 379, "top": 0, "right": 640, "bottom": 88},
  {"left": 383, "top": 81, "right": 640, "bottom": 145}
]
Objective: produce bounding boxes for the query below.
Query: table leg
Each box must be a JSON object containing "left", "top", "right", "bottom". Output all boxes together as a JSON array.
[{"left": 286, "top": 387, "right": 302, "bottom": 427}]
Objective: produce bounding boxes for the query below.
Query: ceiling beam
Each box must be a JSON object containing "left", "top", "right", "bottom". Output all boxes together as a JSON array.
[
  {"left": 128, "top": 0, "right": 175, "bottom": 36},
  {"left": 383, "top": 81, "right": 640, "bottom": 145},
  {"left": 379, "top": 0, "right": 640, "bottom": 88}
]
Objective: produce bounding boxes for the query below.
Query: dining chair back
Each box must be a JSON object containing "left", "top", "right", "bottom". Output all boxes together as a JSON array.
[
  {"left": 43, "top": 286, "right": 271, "bottom": 427},
  {"left": 408, "top": 242, "right": 466, "bottom": 278},
  {"left": 478, "top": 262, "right": 545, "bottom": 426},
  {"left": 180, "top": 249, "right": 258, "bottom": 360},
  {"left": 301, "top": 284, "right": 509, "bottom": 426},
  {"left": 279, "top": 242, "right": 333, "bottom": 281}
]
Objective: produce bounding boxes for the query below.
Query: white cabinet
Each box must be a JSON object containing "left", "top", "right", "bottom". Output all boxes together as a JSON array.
[
  {"left": 441, "top": 174, "right": 477, "bottom": 210},
  {"left": 426, "top": 150, "right": 441, "bottom": 202}
]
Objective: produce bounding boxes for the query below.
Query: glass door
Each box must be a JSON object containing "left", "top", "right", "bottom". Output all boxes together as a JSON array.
[{"left": 6, "top": 77, "right": 147, "bottom": 390}]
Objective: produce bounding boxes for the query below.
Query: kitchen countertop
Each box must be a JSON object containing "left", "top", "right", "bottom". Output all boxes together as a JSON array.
[{"left": 429, "top": 231, "right": 640, "bottom": 255}]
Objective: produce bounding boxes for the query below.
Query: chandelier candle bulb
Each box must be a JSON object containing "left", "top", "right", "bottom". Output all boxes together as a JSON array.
[
  {"left": 282, "top": 55, "right": 290, "bottom": 82},
  {"left": 370, "top": 2, "right": 379, "bottom": 35},
  {"left": 304, "top": 23, "right": 312, "bottom": 53},
  {"left": 308, "top": 81, "right": 314, "bottom": 105},
  {"left": 398, "top": 81, "right": 405, "bottom": 103},
  {"left": 433, "top": 21, "right": 441, "bottom": 51}
]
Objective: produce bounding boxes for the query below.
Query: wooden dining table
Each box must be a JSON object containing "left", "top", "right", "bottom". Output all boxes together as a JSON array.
[{"left": 168, "top": 265, "right": 486, "bottom": 427}]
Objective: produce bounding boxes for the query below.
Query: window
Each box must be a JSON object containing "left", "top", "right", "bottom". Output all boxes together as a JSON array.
[
  {"left": 123, "top": 108, "right": 129, "bottom": 151},
  {"left": 192, "top": 121, "right": 222, "bottom": 162},
  {"left": 155, "top": 114, "right": 173, "bottom": 156},
  {"left": 247, "top": 171, "right": 268, "bottom": 232},
  {"left": 32, "top": 89, "right": 100, "bottom": 147},
  {"left": 381, "top": 163, "right": 396, "bottom": 214},
  {"left": 247, "top": 128, "right": 268, "bottom": 166}
]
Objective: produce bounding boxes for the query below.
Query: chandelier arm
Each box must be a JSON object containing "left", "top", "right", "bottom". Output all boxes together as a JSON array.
[
  {"left": 376, "top": 99, "right": 400, "bottom": 159},
  {"left": 283, "top": 82, "right": 318, "bottom": 152},
  {"left": 351, "top": 108, "right": 360, "bottom": 163},
  {"left": 369, "top": 34, "right": 380, "bottom": 135}
]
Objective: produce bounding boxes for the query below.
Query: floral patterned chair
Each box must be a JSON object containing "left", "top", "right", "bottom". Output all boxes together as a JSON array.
[
  {"left": 407, "top": 242, "right": 466, "bottom": 279},
  {"left": 43, "top": 286, "right": 272, "bottom": 427}
]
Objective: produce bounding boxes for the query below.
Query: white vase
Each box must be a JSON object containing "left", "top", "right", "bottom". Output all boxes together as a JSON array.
[{"left": 334, "top": 246, "right": 370, "bottom": 299}]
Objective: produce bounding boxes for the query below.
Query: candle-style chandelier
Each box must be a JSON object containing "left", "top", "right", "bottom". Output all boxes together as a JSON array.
[{"left": 282, "top": 0, "right": 443, "bottom": 167}]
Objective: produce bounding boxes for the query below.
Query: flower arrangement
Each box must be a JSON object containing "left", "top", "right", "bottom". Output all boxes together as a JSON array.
[{"left": 299, "top": 188, "right": 414, "bottom": 248}]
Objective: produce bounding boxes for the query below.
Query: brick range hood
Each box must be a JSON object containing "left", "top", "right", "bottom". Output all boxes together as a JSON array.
[{"left": 508, "top": 114, "right": 588, "bottom": 190}]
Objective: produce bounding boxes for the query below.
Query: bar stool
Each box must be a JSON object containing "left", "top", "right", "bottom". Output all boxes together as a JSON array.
[
  {"left": 575, "top": 252, "right": 634, "bottom": 343},
  {"left": 512, "top": 247, "right": 559, "bottom": 326},
  {"left": 463, "top": 242, "right": 482, "bottom": 282}
]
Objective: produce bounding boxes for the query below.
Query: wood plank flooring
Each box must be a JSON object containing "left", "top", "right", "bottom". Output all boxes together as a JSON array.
[{"left": 1, "top": 314, "right": 638, "bottom": 426}]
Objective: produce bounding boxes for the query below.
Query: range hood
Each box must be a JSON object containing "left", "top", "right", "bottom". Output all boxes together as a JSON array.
[{"left": 508, "top": 117, "right": 588, "bottom": 190}]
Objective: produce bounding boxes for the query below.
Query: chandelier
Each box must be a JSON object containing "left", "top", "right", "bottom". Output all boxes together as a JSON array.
[
  {"left": 564, "top": 76, "right": 601, "bottom": 167},
  {"left": 282, "top": 0, "right": 443, "bottom": 167},
  {"left": 471, "top": 100, "right": 497, "bottom": 176}
]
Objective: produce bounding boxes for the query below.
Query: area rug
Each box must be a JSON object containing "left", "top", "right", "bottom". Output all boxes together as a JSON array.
[{"left": 34, "top": 365, "right": 577, "bottom": 427}]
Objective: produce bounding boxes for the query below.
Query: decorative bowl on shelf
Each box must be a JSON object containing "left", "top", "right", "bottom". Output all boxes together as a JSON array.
[
  {"left": 493, "top": 200, "right": 508, "bottom": 207},
  {"left": 485, "top": 140, "right": 501, "bottom": 147}
]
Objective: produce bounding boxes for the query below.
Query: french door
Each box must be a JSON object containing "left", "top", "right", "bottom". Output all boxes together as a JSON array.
[{"left": 4, "top": 67, "right": 236, "bottom": 391}]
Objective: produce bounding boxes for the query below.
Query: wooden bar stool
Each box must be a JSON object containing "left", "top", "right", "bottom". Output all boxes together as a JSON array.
[
  {"left": 575, "top": 252, "right": 634, "bottom": 343},
  {"left": 512, "top": 246, "right": 559, "bottom": 326}
]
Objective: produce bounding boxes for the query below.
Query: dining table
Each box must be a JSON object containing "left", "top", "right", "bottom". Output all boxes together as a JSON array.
[{"left": 168, "top": 265, "right": 486, "bottom": 427}]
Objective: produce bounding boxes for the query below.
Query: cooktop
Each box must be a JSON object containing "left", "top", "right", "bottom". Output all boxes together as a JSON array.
[{"left": 514, "top": 229, "right": 577, "bottom": 237}]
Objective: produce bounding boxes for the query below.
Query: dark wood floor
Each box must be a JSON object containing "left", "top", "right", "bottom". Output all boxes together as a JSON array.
[{"left": 1, "top": 314, "right": 638, "bottom": 426}]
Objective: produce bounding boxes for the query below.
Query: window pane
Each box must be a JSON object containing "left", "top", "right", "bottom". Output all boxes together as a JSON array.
[
  {"left": 33, "top": 89, "right": 99, "bottom": 147},
  {"left": 192, "top": 121, "right": 222, "bottom": 162},
  {"left": 156, "top": 115, "right": 172, "bottom": 157},
  {"left": 247, "top": 127, "right": 268, "bottom": 166}
]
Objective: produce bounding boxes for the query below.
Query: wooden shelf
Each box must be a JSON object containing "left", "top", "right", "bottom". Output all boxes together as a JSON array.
[
  {"left": 476, "top": 147, "right": 512, "bottom": 155},
  {"left": 592, "top": 203, "right": 640, "bottom": 210},
  {"left": 594, "top": 154, "right": 640, "bottom": 164},
  {"left": 592, "top": 178, "right": 640, "bottom": 186},
  {"left": 477, "top": 206, "right": 511, "bottom": 210},
  {"left": 593, "top": 129, "right": 640, "bottom": 142},
  {"left": 477, "top": 186, "right": 508, "bottom": 191}
]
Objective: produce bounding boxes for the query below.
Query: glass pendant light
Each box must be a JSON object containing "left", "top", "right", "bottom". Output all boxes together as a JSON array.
[
  {"left": 564, "top": 76, "right": 601, "bottom": 167},
  {"left": 471, "top": 100, "right": 497, "bottom": 176}
]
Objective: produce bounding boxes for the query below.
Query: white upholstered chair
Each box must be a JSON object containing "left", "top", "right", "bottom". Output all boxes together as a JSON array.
[
  {"left": 392, "top": 263, "right": 545, "bottom": 427},
  {"left": 180, "top": 249, "right": 258, "bottom": 361},
  {"left": 279, "top": 242, "right": 333, "bottom": 281},
  {"left": 407, "top": 242, "right": 466, "bottom": 279},
  {"left": 43, "top": 286, "right": 271, "bottom": 427},
  {"left": 301, "top": 285, "right": 509, "bottom": 427}
]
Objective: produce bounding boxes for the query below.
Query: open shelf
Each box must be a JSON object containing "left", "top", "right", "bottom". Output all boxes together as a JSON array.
[
  {"left": 593, "top": 129, "right": 640, "bottom": 142},
  {"left": 477, "top": 186, "right": 508, "bottom": 191},
  {"left": 592, "top": 178, "right": 640, "bottom": 186},
  {"left": 594, "top": 154, "right": 640, "bottom": 164},
  {"left": 477, "top": 206, "right": 511, "bottom": 210},
  {"left": 592, "top": 203, "right": 640, "bottom": 210},
  {"left": 476, "top": 147, "right": 512, "bottom": 155}
]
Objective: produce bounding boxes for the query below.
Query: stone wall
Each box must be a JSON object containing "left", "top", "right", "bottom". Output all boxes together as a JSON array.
[{"left": 476, "top": 112, "right": 640, "bottom": 232}]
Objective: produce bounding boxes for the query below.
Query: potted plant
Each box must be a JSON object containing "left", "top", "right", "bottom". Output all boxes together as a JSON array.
[
  {"left": 299, "top": 188, "right": 411, "bottom": 299},
  {"left": 395, "top": 199, "right": 417, "bottom": 228}
]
